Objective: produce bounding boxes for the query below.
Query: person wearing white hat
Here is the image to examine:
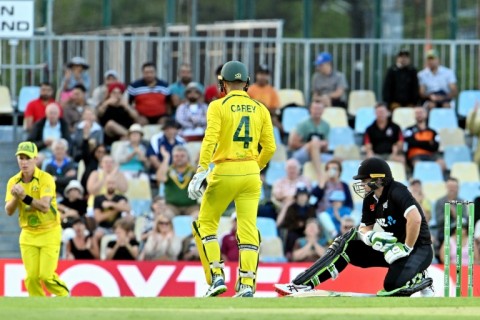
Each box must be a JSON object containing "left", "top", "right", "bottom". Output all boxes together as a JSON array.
[
  {"left": 111, "top": 123, "right": 149, "bottom": 173},
  {"left": 91, "top": 69, "right": 120, "bottom": 107},
  {"left": 61, "top": 56, "right": 91, "bottom": 98},
  {"left": 58, "top": 180, "right": 88, "bottom": 229}
]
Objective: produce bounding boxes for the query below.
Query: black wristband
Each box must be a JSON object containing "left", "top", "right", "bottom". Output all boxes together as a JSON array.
[{"left": 22, "top": 195, "right": 33, "bottom": 205}]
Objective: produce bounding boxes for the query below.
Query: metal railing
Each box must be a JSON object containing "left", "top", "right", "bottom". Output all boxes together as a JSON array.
[{"left": 1, "top": 35, "right": 479, "bottom": 104}]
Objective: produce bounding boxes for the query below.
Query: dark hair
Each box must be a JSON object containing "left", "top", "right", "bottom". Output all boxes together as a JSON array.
[
  {"left": 215, "top": 64, "right": 224, "bottom": 76},
  {"left": 40, "top": 82, "right": 53, "bottom": 88},
  {"left": 326, "top": 159, "right": 342, "bottom": 174},
  {"left": 114, "top": 218, "right": 134, "bottom": 232},
  {"left": 409, "top": 179, "right": 422, "bottom": 186},
  {"left": 142, "top": 62, "right": 156, "bottom": 71},
  {"left": 375, "top": 102, "right": 387, "bottom": 109},
  {"left": 447, "top": 177, "right": 459, "bottom": 184},
  {"left": 73, "top": 84, "right": 87, "bottom": 93}
]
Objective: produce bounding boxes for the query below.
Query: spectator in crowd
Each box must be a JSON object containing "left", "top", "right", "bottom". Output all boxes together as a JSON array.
[
  {"left": 311, "top": 159, "right": 354, "bottom": 213},
  {"left": 418, "top": 49, "right": 458, "bottom": 109},
  {"left": 97, "top": 82, "right": 138, "bottom": 146},
  {"left": 156, "top": 145, "right": 199, "bottom": 216},
  {"left": 364, "top": 102, "right": 404, "bottom": 163},
  {"left": 404, "top": 106, "right": 441, "bottom": 169},
  {"left": 175, "top": 82, "right": 208, "bottom": 138},
  {"left": 71, "top": 107, "right": 104, "bottom": 162},
  {"left": 60, "top": 56, "right": 91, "bottom": 100},
  {"left": 204, "top": 64, "right": 225, "bottom": 103},
  {"left": 65, "top": 218, "right": 99, "bottom": 260},
  {"left": 247, "top": 64, "right": 280, "bottom": 112},
  {"left": 139, "top": 214, "right": 182, "bottom": 261},
  {"left": 169, "top": 63, "right": 201, "bottom": 107},
  {"left": 128, "top": 62, "right": 171, "bottom": 125},
  {"left": 91, "top": 70, "right": 119, "bottom": 107},
  {"left": 291, "top": 218, "right": 326, "bottom": 262},
  {"left": 221, "top": 213, "right": 239, "bottom": 262},
  {"left": 23, "top": 82, "right": 57, "bottom": 132},
  {"left": 271, "top": 158, "right": 311, "bottom": 208},
  {"left": 63, "top": 84, "right": 91, "bottom": 133},
  {"left": 93, "top": 176, "right": 131, "bottom": 243},
  {"left": 178, "top": 233, "right": 200, "bottom": 261},
  {"left": 409, "top": 179, "right": 432, "bottom": 224},
  {"left": 112, "top": 124, "right": 149, "bottom": 173},
  {"left": 27, "top": 103, "right": 71, "bottom": 164},
  {"left": 278, "top": 184, "right": 317, "bottom": 259},
  {"left": 434, "top": 178, "right": 464, "bottom": 248},
  {"left": 147, "top": 119, "right": 185, "bottom": 169},
  {"left": 105, "top": 218, "right": 139, "bottom": 260},
  {"left": 58, "top": 180, "right": 88, "bottom": 230},
  {"left": 87, "top": 155, "right": 128, "bottom": 206},
  {"left": 440, "top": 219, "right": 479, "bottom": 265},
  {"left": 44, "top": 139, "right": 76, "bottom": 197},
  {"left": 311, "top": 52, "right": 348, "bottom": 108},
  {"left": 466, "top": 103, "right": 480, "bottom": 167},
  {"left": 141, "top": 196, "right": 175, "bottom": 242},
  {"left": 288, "top": 99, "right": 330, "bottom": 165},
  {"left": 339, "top": 216, "right": 357, "bottom": 236},
  {"left": 80, "top": 144, "right": 107, "bottom": 191},
  {"left": 382, "top": 48, "right": 419, "bottom": 111},
  {"left": 317, "top": 190, "right": 352, "bottom": 241}
]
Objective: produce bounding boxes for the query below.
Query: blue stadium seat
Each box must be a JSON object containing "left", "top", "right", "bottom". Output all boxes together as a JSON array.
[
  {"left": 457, "top": 90, "right": 480, "bottom": 118},
  {"left": 354, "top": 107, "right": 375, "bottom": 134},
  {"left": 273, "top": 126, "right": 282, "bottom": 146},
  {"left": 172, "top": 215, "right": 193, "bottom": 238},
  {"left": 256, "top": 217, "right": 278, "bottom": 238},
  {"left": 328, "top": 126, "right": 355, "bottom": 151},
  {"left": 443, "top": 145, "right": 472, "bottom": 170},
  {"left": 281, "top": 107, "right": 309, "bottom": 133},
  {"left": 412, "top": 161, "right": 444, "bottom": 183},
  {"left": 428, "top": 108, "right": 458, "bottom": 132},
  {"left": 459, "top": 182, "right": 480, "bottom": 202},
  {"left": 265, "top": 161, "right": 286, "bottom": 186},
  {"left": 18, "top": 86, "right": 40, "bottom": 113},
  {"left": 340, "top": 160, "right": 362, "bottom": 182}
]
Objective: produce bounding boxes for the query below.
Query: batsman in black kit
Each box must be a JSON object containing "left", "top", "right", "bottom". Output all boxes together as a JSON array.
[{"left": 275, "top": 157, "right": 434, "bottom": 297}]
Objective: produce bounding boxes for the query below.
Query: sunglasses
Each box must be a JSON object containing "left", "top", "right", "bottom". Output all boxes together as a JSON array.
[{"left": 158, "top": 221, "right": 170, "bottom": 226}]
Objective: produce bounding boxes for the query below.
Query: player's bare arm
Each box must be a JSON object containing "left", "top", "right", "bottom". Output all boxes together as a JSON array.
[{"left": 404, "top": 207, "right": 422, "bottom": 248}]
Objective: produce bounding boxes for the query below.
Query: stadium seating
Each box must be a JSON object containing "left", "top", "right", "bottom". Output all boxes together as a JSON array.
[
  {"left": 256, "top": 217, "right": 278, "bottom": 238},
  {"left": 271, "top": 143, "right": 288, "bottom": 162},
  {"left": 172, "top": 215, "right": 194, "bottom": 238},
  {"left": 278, "top": 89, "right": 306, "bottom": 108},
  {"left": 184, "top": 141, "right": 202, "bottom": 165},
  {"left": 459, "top": 181, "right": 480, "bottom": 202},
  {"left": 77, "top": 160, "right": 85, "bottom": 181},
  {"left": 265, "top": 161, "right": 287, "bottom": 186},
  {"left": 354, "top": 107, "right": 375, "bottom": 134},
  {"left": 443, "top": 145, "right": 472, "bottom": 170},
  {"left": 328, "top": 127, "right": 355, "bottom": 151},
  {"left": 134, "top": 216, "right": 147, "bottom": 242},
  {"left": 100, "top": 234, "right": 117, "bottom": 260},
  {"left": 428, "top": 108, "right": 458, "bottom": 132},
  {"left": 302, "top": 161, "right": 319, "bottom": 182},
  {"left": 450, "top": 162, "right": 480, "bottom": 183},
  {"left": 413, "top": 161, "right": 444, "bottom": 183},
  {"left": 217, "top": 216, "right": 233, "bottom": 237},
  {"left": 392, "top": 107, "right": 416, "bottom": 130},
  {"left": 340, "top": 160, "right": 362, "bottom": 183},
  {"left": 387, "top": 161, "right": 407, "bottom": 184},
  {"left": 260, "top": 236, "right": 287, "bottom": 263},
  {"left": 333, "top": 144, "right": 361, "bottom": 160},
  {"left": 273, "top": 126, "right": 282, "bottom": 146},
  {"left": 0, "top": 86, "right": 13, "bottom": 115},
  {"left": 18, "top": 86, "right": 40, "bottom": 113},
  {"left": 422, "top": 182, "right": 447, "bottom": 204},
  {"left": 457, "top": 90, "right": 480, "bottom": 118},
  {"left": 322, "top": 107, "right": 348, "bottom": 128},
  {"left": 347, "top": 90, "right": 376, "bottom": 116},
  {"left": 142, "top": 124, "right": 162, "bottom": 141},
  {"left": 438, "top": 127, "right": 466, "bottom": 149},
  {"left": 125, "top": 174, "right": 152, "bottom": 216},
  {"left": 282, "top": 107, "right": 310, "bottom": 133}
]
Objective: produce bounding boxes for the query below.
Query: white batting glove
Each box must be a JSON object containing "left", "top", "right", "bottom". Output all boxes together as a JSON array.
[
  {"left": 188, "top": 168, "right": 211, "bottom": 200},
  {"left": 384, "top": 243, "right": 412, "bottom": 264},
  {"left": 359, "top": 231, "right": 397, "bottom": 252}
]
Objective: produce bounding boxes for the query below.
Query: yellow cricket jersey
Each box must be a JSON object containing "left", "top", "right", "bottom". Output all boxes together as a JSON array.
[
  {"left": 5, "top": 167, "right": 60, "bottom": 233},
  {"left": 198, "top": 90, "right": 276, "bottom": 174}
]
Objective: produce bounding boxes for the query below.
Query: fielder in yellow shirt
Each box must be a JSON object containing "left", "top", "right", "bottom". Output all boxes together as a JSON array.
[
  {"left": 188, "top": 61, "right": 276, "bottom": 297},
  {"left": 5, "top": 141, "right": 69, "bottom": 297}
]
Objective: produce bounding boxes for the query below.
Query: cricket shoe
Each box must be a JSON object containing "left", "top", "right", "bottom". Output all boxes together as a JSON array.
[
  {"left": 204, "top": 275, "right": 227, "bottom": 297},
  {"left": 233, "top": 284, "right": 254, "bottom": 297},
  {"left": 274, "top": 283, "right": 314, "bottom": 296}
]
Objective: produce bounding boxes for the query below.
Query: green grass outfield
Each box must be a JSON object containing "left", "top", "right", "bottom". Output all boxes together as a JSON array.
[{"left": 0, "top": 297, "right": 479, "bottom": 320}]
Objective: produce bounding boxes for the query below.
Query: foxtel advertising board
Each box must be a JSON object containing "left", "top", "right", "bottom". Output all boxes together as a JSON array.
[{"left": 0, "top": 260, "right": 478, "bottom": 297}]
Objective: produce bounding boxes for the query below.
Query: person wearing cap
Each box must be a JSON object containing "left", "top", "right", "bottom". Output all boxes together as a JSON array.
[
  {"left": 147, "top": 119, "right": 185, "bottom": 169},
  {"left": 382, "top": 48, "right": 419, "bottom": 111},
  {"left": 98, "top": 82, "right": 139, "bottom": 146},
  {"left": 63, "top": 84, "right": 93, "bottom": 133},
  {"left": 128, "top": 62, "right": 172, "bottom": 125},
  {"left": 169, "top": 63, "right": 204, "bottom": 107},
  {"left": 112, "top": 123, "right": 149, "bottom": 173},
  {"left": 58, "top": 180, "right": 88, "bottom": 230},
  {"left": 247, "top": 64, "right": 280, "bottom": 112},
  {"left": 61, "top": 56, "right": 91, "bottom": 100},
  {"left": 5, "top": 141, "right": 69, "bottom": 297},
  {"left": 311, "top": 52, "right": 348, "bottom": 108},
  {"left": 418, "top": 49, "right": 458, "bottom": 109},
  {"left": 23, "top": 82, "right": 58, "bottom": 133},
  {"left": 317, "top": 189, "right": 352, "bottom": 241},
  {"left": 175, "top": 82, "right": 208, "bottom": 139},
  {"left": 91, "top": 69, "right": 119, "bottom": 107}
]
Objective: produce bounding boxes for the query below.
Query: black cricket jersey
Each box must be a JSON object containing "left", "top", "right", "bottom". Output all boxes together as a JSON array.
[{"left": 361, "top": 180, "right": 431, "bottom": 246}]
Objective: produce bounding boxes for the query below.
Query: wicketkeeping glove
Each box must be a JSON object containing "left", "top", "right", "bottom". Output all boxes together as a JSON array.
[
  {"left": 188, "top": 168, "right": 211, "bottom": 200},
  {"left": 384, "top": 243, "right": 412, "bottom": 264},
  {"left": 359, "top": 231, "right": 397, "bottom": 252}
]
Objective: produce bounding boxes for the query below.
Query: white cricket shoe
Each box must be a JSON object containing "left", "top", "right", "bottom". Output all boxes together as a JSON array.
[
  {"left": 274, "top": 283, "right": 314, "bottom": 296},
  {"left": 233, "top": 284, "right": 254, "bottom": 297},
  {"left": 204, "top": 275, "right": 227, "bottom": 297}
]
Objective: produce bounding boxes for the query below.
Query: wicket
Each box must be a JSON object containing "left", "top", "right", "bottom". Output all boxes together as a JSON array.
[{"left": 443, "top": 201, "right": 475, "bottom": 297}]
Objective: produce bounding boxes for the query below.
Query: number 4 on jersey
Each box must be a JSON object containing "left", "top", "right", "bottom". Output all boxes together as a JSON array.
[{"left": 233, "top": 116, "right": 253, "bottom": 149}]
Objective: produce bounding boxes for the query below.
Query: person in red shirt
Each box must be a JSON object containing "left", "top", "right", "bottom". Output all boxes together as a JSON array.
[
  {"left": 220, "top": 213, "right": 239, "bottom": 262},
  {"left": 204, "top": 64, "right": 225, "bottom": 104},
  {"left": 23, "top": 82, "right": 59, "bottom": 132}
]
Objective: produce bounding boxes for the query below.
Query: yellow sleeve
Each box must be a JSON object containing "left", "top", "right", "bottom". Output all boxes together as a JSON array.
[
  {"left": 5, "top": 177, "right": 15, "bottom": 202},
  {"left": 198, "top": 102, "right": 221, "bottom": 171},
  {"left": 257, "top": 108, "right": 276, "bottom": 170},
  {"left": 40, "top": 173, "right": 56, "bottom": 198}
]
